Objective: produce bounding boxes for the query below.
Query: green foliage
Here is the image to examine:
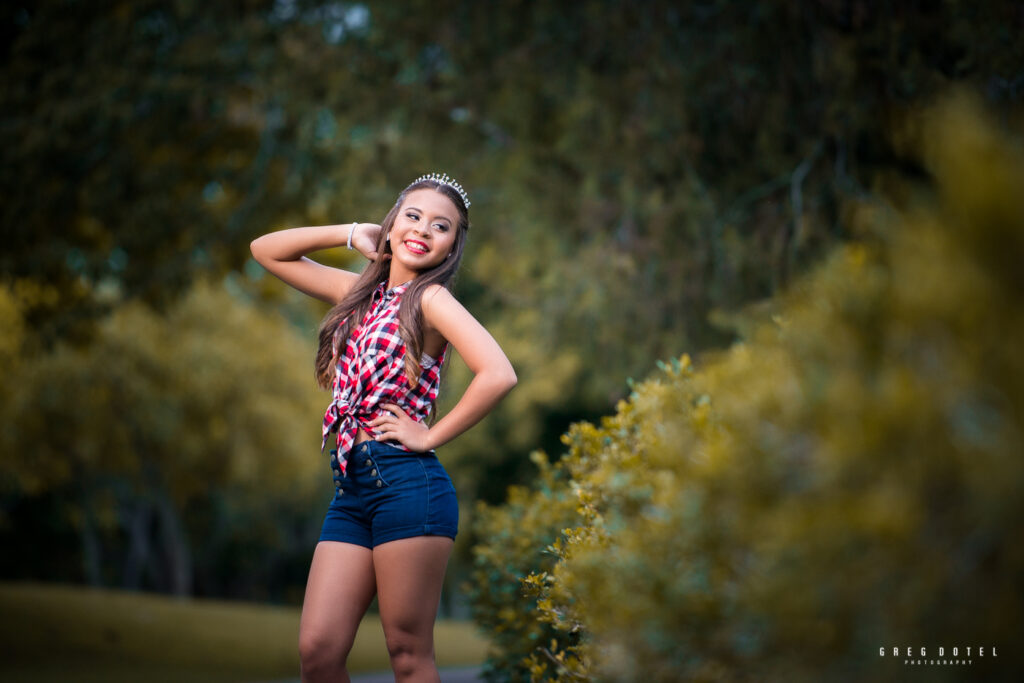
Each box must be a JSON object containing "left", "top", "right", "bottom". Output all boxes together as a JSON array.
[
  {"left": 469, "top": 96, "right": 1024, "bottom": 681},
  {"left": 1, "top": 275, "right": 322, "bottom": 496},
  {"left": 0, "top": 276, "right": 326, "bottom": 597},
  {"left": 466, "top": 451, "right": 583, "bottom": 681}
]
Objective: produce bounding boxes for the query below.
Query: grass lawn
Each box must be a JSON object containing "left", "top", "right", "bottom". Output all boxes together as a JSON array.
[{"left": 0, "top": 582, "right": 487, "bottom": 682}]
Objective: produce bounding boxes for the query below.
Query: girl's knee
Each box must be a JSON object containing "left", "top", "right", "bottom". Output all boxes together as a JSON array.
[
  {"left": 384, "top": 627, "right": 434, "bottom": 676},
  {"left": 299, "top": 630, "right": 350, "bottom": 679}
]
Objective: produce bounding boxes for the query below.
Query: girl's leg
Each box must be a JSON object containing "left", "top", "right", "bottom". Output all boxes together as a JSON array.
[
  {"left": 373, "top": 536, "right": 454, "bottom": 683},
  {"left": 299, "top": 541, "right": 377, "bottom": 683}
]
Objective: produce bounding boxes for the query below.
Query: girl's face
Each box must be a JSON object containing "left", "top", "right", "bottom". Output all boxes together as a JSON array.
[{"left": 388, "top": 188, "right": 461, "bottom": 276}]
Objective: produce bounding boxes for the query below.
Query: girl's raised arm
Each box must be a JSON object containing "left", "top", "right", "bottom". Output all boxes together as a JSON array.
[{"left": 249, "top": 223, "right": 381, "bottom": 304}]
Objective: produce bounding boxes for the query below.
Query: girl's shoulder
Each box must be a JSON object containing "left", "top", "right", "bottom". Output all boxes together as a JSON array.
[
  {"left": 419, "top": 284, "right": 463, "bottom": 330},
  {"left": 419, "top": 283, "right": 464, "bottom": 313},
  {"left": 420, "top": 283, "right": 451, "bottom": 303}
]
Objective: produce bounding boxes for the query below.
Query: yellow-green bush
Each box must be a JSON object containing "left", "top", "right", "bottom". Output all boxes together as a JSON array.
[
  {"left": 467, "top": 450, "right": 584, "bottom": 681},
  {"left": 469, "top": 95, "right": 1024, "bottom": 681}
]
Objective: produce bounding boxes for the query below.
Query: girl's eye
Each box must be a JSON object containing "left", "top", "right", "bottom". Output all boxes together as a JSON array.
[
  {"left": 406, "top": 212, "right": 419, "bottom": 220},
  {"left": 433, "top": 223, "right": 449, "bottom": 232}
]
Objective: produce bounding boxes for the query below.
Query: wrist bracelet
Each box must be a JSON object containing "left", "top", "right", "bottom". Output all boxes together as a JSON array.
[{"left": 346, "top": 222, "right": 358, "bottom": 250}]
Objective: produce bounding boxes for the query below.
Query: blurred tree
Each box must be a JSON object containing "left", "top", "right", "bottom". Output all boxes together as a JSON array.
[
  {"left": 2, "top": 0, "right": 351, "bottom": 343},
  {"left": 5, "top": 0, "right": 1021, "bottom": 350},
  {"left": 0, "top": 276, "right": 325, "bottom": 597}
]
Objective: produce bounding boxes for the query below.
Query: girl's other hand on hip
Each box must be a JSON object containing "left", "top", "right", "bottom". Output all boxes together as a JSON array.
[{"left": 369, "top": 403, "right": 432, "bottom": 452}]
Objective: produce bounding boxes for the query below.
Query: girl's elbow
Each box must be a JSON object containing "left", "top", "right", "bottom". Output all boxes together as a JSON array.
[
  {"left": 250, "top": 236, "right": 275, "bottom": 268},
  {"left": 249, "top": 237, "right": 264, "bottom": 260},
  {"left": 477, "top": 361, "right": 516, "bottom": 394},
  {"left": 502, "top": 365, "right": 518, "bottom": 392}
]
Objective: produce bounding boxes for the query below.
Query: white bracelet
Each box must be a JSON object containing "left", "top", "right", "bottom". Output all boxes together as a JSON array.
[{"left": 346, "top": 222, "right": 358, "bottom": 250}]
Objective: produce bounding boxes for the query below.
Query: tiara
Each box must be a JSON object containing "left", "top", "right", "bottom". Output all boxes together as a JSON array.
[{"left": 414, "top": 172, "right": 471, "bottom": 209}]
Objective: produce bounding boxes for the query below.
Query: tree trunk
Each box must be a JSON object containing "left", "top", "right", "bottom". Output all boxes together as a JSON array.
[
  {"left": 156, "top": 492, "right": 192, "bottom": 596},
  {"left": 122, "top": 499, "right": 152, "bottom": 591},
  {"left": 79, "top": 495, "right": 103, "bottom": 587}
]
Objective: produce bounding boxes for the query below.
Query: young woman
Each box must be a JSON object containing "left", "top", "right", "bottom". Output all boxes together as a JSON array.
[{"left": 250, "top": 174, "right": 516, "bottom": 682}]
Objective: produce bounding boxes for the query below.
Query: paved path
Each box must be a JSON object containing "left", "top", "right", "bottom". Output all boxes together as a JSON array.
[
  {"left": 352, "top": 668, "right": 482, "bottom": 682},
  {"left": 265, "top": 667, "right": 482, "bottom": 683}
]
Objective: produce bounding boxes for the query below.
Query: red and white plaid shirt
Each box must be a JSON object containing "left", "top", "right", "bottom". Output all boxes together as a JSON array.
[{"left": 321, "top": 280, "right": 448, "bottom": 475}]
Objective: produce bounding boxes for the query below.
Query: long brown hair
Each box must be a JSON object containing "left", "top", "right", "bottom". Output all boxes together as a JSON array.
[{"left": 314, "top": 178, "right": 470, "bottom": 390}]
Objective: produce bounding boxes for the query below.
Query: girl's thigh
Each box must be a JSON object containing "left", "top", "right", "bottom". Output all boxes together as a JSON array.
[
  {"left": 373, "top": 536, "right": 454, "bottom": 643},
  {"left": 299, "top": 541, "right": 377, "bottom": 655}
]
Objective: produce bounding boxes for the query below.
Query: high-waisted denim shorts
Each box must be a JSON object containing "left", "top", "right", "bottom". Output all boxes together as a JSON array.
[{"left": 319, "top": 440, "right": 459, "bottom": 548}]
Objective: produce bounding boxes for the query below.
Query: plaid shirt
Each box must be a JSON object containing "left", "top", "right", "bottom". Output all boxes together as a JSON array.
[{"left": 321, "top": 280, "right": 448, "bottom": 475}]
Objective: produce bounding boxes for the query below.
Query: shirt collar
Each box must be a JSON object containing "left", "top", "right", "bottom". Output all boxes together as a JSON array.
[{"left": 376, "top": 279, "right": 412, "bottom": 303}]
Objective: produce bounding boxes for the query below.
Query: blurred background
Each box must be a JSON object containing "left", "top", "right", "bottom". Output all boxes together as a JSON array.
[{"left": 2, "top": 1, "right": 1023, "bottom": 681}]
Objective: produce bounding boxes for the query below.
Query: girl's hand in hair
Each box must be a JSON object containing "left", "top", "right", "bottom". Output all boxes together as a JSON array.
[
  {"left": 369, "top": 403, "right": 433, "bottom": 451},
  {"left": 352, "top": 223, "right": 387, "bottom": 261}
]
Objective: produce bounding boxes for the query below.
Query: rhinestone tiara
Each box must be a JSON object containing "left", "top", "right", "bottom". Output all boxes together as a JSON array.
[{"left": 413, "top": 172, "right": 471, "bottom": 209}]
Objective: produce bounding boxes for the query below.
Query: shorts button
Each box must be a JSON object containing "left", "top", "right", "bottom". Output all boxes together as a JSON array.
[
  {"left": 370, "top": 468, "right": 377, "bottom": 477},
  {"left": 376, "top": 480, "right": 383, "bottom": 488},
  {"left": 365, "top": 459, "right": 372, "bottom": 467},
  {"left": 334, "top": 479, "right": 342, "bottom": 488}
]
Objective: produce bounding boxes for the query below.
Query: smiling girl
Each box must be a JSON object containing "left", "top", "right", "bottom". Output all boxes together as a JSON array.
[{"left": 250, "top": 174, "right": 516, "bottom": 682}]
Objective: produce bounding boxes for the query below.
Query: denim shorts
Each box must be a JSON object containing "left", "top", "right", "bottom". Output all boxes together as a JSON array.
[{"left": 319, "top": 440, "right": 459, "bottom": 548}]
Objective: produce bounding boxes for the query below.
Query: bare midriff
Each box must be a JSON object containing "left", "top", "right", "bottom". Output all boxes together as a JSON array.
[{"left": 354, "top": 428, "right": 373, "bottom": 445}]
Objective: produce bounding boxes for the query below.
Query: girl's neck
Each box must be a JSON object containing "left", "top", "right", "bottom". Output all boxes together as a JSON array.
[
  {"left": 387, "top": 264, "right": 418, "bottom": 291},
  {"left": 387, "top": 276, "right": 414, "bottom": 291}
]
